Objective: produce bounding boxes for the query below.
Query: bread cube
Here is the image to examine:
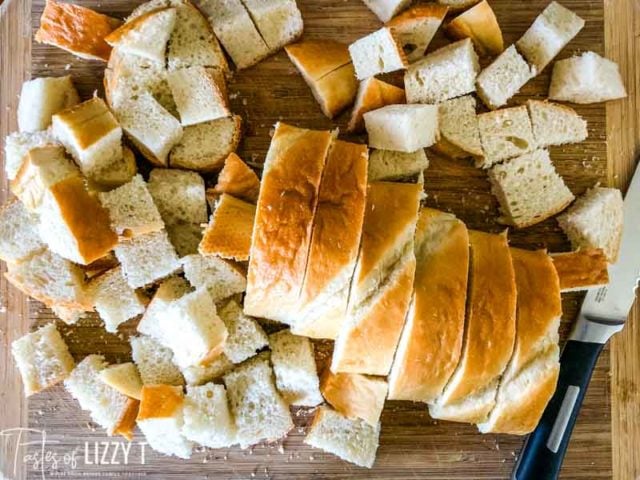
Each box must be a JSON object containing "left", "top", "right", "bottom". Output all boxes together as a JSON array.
[
  {"left": 445, "top": 0, "right": 503, "bottom": 56},
  {"left": 148, "top": 169, "right": 207, "bottom": 226},
  {"left": 209, "top": 153, "right": 260, "bottom": 203},
  {"left": 552, "top": 249, "right": 610, "bottom": 293},
  {"left": 18, "top": 76, "right": 80, "bottom": 133},
  {"left": 218, "top": 300, "right": 268, "bottom": 364},
  {"left": 98, "top": 362, "right": 143, "bottom": 400},
  {"left": 181, "top": 254, "right": 247, "bottom": 302},
  {"left": 368, "top": 149, "right": 429, "bottom": 182},
  {"left": 320, "top": 371, "right": 388, "bottom": 426},
  {"left": 434, "top": 95, "right": 483, "bottom": 159},
  {"left": 387, "top": 4, "right": 448, "bottom": 61},
  {"left": 167, "top": 66, "right": 229, "bottom": 126},
  {"left": 89, "top": 146, "right": 137, "bottom": 190},
  {"left": 182, "top": 383, "right": 237, "bottom": 448},
  {"left": 51, "top": 304, "right": 88, "bottom": 325},
  {"left": 200, "top": 194, "right": 255, "bottom": 261},
  {"left": 130, "top": 335, "right": 185, "bottom": 386},
  {"left": 138, "top": 276, "right": 192, "bottom": 339},
  {"left": 364, "top": 104, "right": 438, "bottom": 152},
  {"left": 527, "top": 100, "right": 588, "bottom": 148},
  {"left": 4, "top": 129, "right": 58, "bottom": 181},
  {"left": 477, "top": 106, "right": 535, "bottom": 168},
  {"left": 0, "top": 200, "right": 45, "bottom": 262},
  {"left": 347, "top": 78, "right": 406, "bottom": 133},
  {"left": 363, "top": 0, "right": 411, "bottom": 22},
  {"left": 167, "top": 223, "right": 204, "bottom": 258},
  {"left": 241, "top": 0, "right": 303, "bottom": 51},
  {"left": 349, "top": 27, "right": 407, "bottom": 80},
  {"left": 181, "top": 355, "right": 234, "bottom": 386}
]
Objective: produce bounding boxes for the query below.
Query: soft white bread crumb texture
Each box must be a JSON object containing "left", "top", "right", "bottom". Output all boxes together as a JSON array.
[
  {"left": 368, "top": 149, "right": 429, "bottom": 182},
  {"left": 182, "top": 383, "right": 237, "bottom": 448},
  {"left": 18, "top": 75, "right": 80, "bottom": 133},
  {"left": 349, "top": 27, "right": 406, "bottom": 80},
  {"left": 364, "top": 104, "right": 438, "bottom": 152},
  {"left": 0, "top": 200, "right": 46, "bottom": 262},
  {"left": 130, "top": 335, "right": 185, "bottom": 386}
]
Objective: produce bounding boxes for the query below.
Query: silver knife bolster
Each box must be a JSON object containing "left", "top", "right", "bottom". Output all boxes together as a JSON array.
[{"left": 569, "top": 311, "right": 624, "bottom": 344}]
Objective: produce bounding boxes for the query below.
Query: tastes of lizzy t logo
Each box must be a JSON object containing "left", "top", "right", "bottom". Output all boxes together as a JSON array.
[{"left": 1, "top": 428, "right": 147, "bottom": 479}]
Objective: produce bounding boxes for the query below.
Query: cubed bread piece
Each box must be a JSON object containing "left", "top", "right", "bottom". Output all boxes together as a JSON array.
[
  {"left": 304, "top": 406, "right": 380, "bottom": 468},
  {"left": 436, "top": 0, "right": 480, "bottom": 11},
  {"left": 551, "top": 249, "right": 610, "bottom": 292},
  {"left": 476, "top": 45, "right": 536, "bottom": 110},
  {"left": 477, "top": 106, "right": 535, "bottom": 168},
  {"left": 88, "top": 266, "right": 147, "bottom": 333},
  {"left": 130, "top": 335, "right": 185, "bottom": 386},
  {"left": 35, "top": 0, "right": 122, "bottom": 61},
  {"left": 363, "top": 0, "right": 411, "bottom": 23},
  {"left": 349, "top": 27, "right": 407, "bottom": 80},
  {"left": 404, "top": 38, "right": 479, "bottom": 104},
  {"left": 268, "top": 329, "right": 322, "bottom": 406},
  {"left": 348, "top": 78, "right": 405, "bottom": 133},
  {"left": 50, "top": 304, "right": 88, "bottom": 325},
  {"left": 516, "top": 1, "right": 585, "bottom": 72},
  {"left": 182, "top": 383, "right": 237, "bottom": 447},
  {"left": 18, "top": 76, "right": 80, "bottom": 133},
  {"left": 114, "top": 230, "right": 181, "bottom": 288},
  {"left": 223, "top": 354, "right": 294, "bottom": 448},
  {"left": 138, "top": 276, "right": 191, "bottom": 339},
  {"left": 148, "top": 169, "right": 207, "bottom": 226},
  {"left": 167, "top": 223, "right": 203, "bottom": 257},
  {"left": 167, "top": 67, "right": 229, "bottom": 126},
  {"left": 137, "top": 385, "right": 193, "bottom": 458},
  {"left": 0, "top": 200, "right": 45, "bottom": 262},
  {"left": 170, "top": 115, "right": 242, "bottom": 172},
  {"left": 527, "top": 100, "right": 588, "bottom": 147},
  {"left": 445, "top": 0, "right": 503, "bottom": 56},
  {"left": 549, "top": 51, "right": 627, "bottom": 104},
  {"left": 240, "top": 0, "right": 303, "bottom": 52},
  {"left": 489, "top": 149, "right": 575, "bottom": 228},
  {"left": 210, "top": 153, "right": 260, "bottom": 203},
  {"left": 105, "top": 8, "right": 176, "bottom": 62},
  {"left": 200, "top": 194, "right": 255, "bottom": 261},
  {"left": 181, "top": 254, "right": 246, "bottom": 302},
  {"left": 320, "top": 371, "right": 388, "bottom": 426},
  {"left": 12, "top": 323, "right": 75, "bottom": 396},
  {"left": 368, "top": 149, "right": 429, "bottom": 182},
  {"left": 364, "top": 104, "right": 438, "bottom": 152},
  {"left": 98, "top": 362, "right": 143, "bottom": 400},
  {"left": 434, "top": 95, "right": 483, "bottom": 159},
  {"left": 88, "top": 146, "right": 138, "bottom": 190},
  {"left": 557, "top": 187, "right": 624, "bottom": 262},
  {"left": 218, "top": 300, "right": 268, "bottom": 364},
  {"left": 181, "top": 354, "right": 234, "bottom": 385},
  {"left": 4, "top": 129, "right": 58, "bottom": 181},
  {"left": 386, "top": 4, "right": 449, "bottom": 62}
]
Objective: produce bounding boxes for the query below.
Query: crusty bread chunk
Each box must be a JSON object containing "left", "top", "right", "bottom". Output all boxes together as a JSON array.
[
  {"left": 240, "top": 0, "right": 303, "bottom": 52},
  {"left": 321, "top": 371, "right": 388, "bottom": 426},
  {"left": 0, "top": 200, "right": 45, "bottom": 262},
  {"left": 551, "top": 249, "right": 609, "bottom": 292},
  {"left": 367, "top": 149, "right": 428, "bottom": 182},
  {"left": 88, "top": 266, "right": 147, "bottom": 333},
  {"left": 489, "top": 149, "right": 574, "bottom": 228},
  {"left": 348, "top": 78, "right": 405, "bottom": 133},
  {"left": 210, "top": 153, "right": 260, "bottom": 203},
  {"left": 181, "top": 254, "right": 247, "bottom": 302},
  {"left": 35, "top": 0, "right": 122, "bottom": 61},
  {"left": 549, "top": 51, "right": 627, "bottom": 104},
  {"left": 4, "top": 129, "right": 58, "bottom": 181},
  {"left": 527, "top": 100, "right": 588, "bottom": 148},
  {"left": 200, "top": 194, "right": 255, "bottom": 261},
  {"left": 349, "top": 27, "right": 407, "bottom": 80},
  {"left": 445, "top": 0, "right": 503, "bottom": 56},
  {"left": 557, "top": 187, "right": 624, "bottom": 262},
  {"left": 89, "top": 146, "right": 138, "bottom": 190},
  {"left": 130, "top": 335, "right": 185, "bottom": 386},
  {"left": 305, "top": 406, "right": 380, "bottom": 468},
  {"left": 138, "top": 276, "right": 191, "bottom": 339},
  {"left": 18, "top": 76, "right": 80, "bottom": 133},
  {"left": 148, "top": 169, "right": 207, "bottom": 226},
  {"left": 170, "top": 116, "right": 242, "bottom": 172},
  {"left": 517, "top": 1, "right": 585, "bottom": 72},
  {"left": 365, "top": 104, "right": 438, "bottom": 152},
  {"left": 137, "top": 385, "right": 193, "bottom": 458},
  {"left": 436, "top": 0, "right": 479, "bottom": 11},
  {"left": 476, "top": 45, "right": 536, "bottom": 110},
  {"left": 181, "top": 354, "right": 234, "bottom": 386},
  {"left": 98, "top": 362, "right": 143, "bottom": 400},
  {"left": 182, "top": 383, "right": 237, "bottom": 447},
  {"left": 12, "top": 323, "right": 74, "bottom": 396},
  {"left": 223, "top": 354, "right": 294, "bottom": 448},
  {"left": 51, "top": 304, "right": 88, "bottom": 325},
  {"left": 167, "top": 223, "right": 204, "bottom": 257},
  {"left": 387, "top": 4, "right": 448, "bottom": 62},
  {"left": 168, "top": 67, "right": 229, "bottom": 126},
  {"left": 363, "top": 0, "right": 411, "bottom": 23},
  {"left": 404, "top": 38, "right": 479, "bottom": 104},
  {"left": 218, "top": 300, "right": 268, "bottom": 363},
  {"left": 477, "top": 105, "right": 535, "bottom": 168},
  {"left": 434, "top": 95, "right": 483, "bottom": 159}
]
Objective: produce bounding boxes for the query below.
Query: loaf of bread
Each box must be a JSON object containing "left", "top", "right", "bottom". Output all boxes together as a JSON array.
[{"left": 321, "top": 370, "right": 388, "bottom": 426}]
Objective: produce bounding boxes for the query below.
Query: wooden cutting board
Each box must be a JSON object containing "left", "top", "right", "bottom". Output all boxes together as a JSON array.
[{"left": 0, "top": 0, "right": 638, "bottom": 478}]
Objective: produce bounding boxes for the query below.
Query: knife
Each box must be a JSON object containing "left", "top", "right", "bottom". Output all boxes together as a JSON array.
[{"left": 513, "top": 160, "right": 640, "bottom": 480}]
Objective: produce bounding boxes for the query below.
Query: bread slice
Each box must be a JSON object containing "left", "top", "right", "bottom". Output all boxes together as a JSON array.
[
  {"left": 477, "top": 105, "right": 535, "bottom": 168},
  {"left": 292, "top": 141, "right": 368, "bottom": 340},
  {"left": 210, "top": 153, "right": 261, "bottom": 203},
  {"left": 11, "top": 323, "right": 74, "bottom": 396},
  {"left": 367, "top": 149, "right": 429, "bottom": 182},
  {"left": 321, "top": 371, "right": 388, "bottom": 426},
  {"left": 0, "top": 200, "right": 46, "bottom": 262},
  {"left": 218, "top": 299, "right": 268, "bottom": 363},
  {"left": 269, "top": 329, "right": 322, "bottom": 406},
  {"left": 445, "top": 0, "right": 503, "bottom": 56},
  {"left": 404, "top": 38, "right": 479, "bottom": 104},
  {"left": 428, "top": 382, "right": 498, "bottom": 424},
  {"left": 98, "top": 363, "right": 143, "bottom": 400},
  {"left": 348, "top": 27, "right": 407, "bottom": 80},
  {"left": 332, "top": 182, "right": 421, "bottom": 376},
  {"left": 200, "top": 194, "right": 255, "bottom": 261},
  {"left": 489, "top": 149, "right": 575, "bottom": 228},
  {"left": 198, "top": 0, "right": 270, "bottom": 70},
  {"left": 304, "top": 406, "right": 380, "bottom": 468},
  {"left": 130, "top": 335, "right": 185, "bottom": 386},
  {"left": 181, "top": 354, "right": 234, "bottom": 385},
  {"left": 433, "top": 95, "right": 483, "bottom": 159},
  {"left": 365, "top": 104, "right": 438, "bottom": 152},
  {"left": 18, "top": 76, "right": 80, "bottom": 133},
  {"left": 89, "top": 146, "right": 138, "bottom": 189},
  {"left": 182, "top": 383, "right": 237, "bottom": 447},
  {"left": 557, "top": 187, "right": 624, "bottom": 262},
  {"left": 285, "top": 40, "right": 358, "bottom": 118},
  {"left": 386, "top": 4, "right": 448, "bottom": 62},
  {"left": 363, "top": 0, "right": 411, "bottom": 23},
  {"left": 34, "top": 0, "right": 122, "bottom": 61},
  {"left": 240, "top": 0, "right": 303, "bottom": 52},
  {"left": 516, "top": 1, "right": 585, "bottom": 72},
  {"left": 527, "top": 99, "right": 588, "bottom": 148},
  {"left": 88, "top": 267, "right": 148, "bottom": 333},
  {"left": 65, "top": 355, "right": 139, "bottom": 439},
  {"left": 223, "top": 354, "right": 294, "bottom": 448},
  {"left": 148, "top": 168, "right": 207, "bottom": 226},
  {"left": 169, "top": 115, "right": 242, "bottom": 172},
  {"left": 244, "top": 123, "right": 333, "bottom": 322},
  {"left": 436, "top": 0, "right": 480, "bottom": 11},
  {"left": 167, "top": 66, "right": 230, "bottom": 126},
  {"left": 388, "top": 208, "right": 469, "bottom": 402},
  {"left": 4, "top": 129, "right": 58, "bottom": 181},
  {"left": 551, "top": 249, "right": 609, "bottom": 292},
  {"left": 137, "top": 385, "right": 193, "bottom": 458},
  {"left": 138, "top": 276, "right": 191, "bottom": 339},
  {"left": 114, "top": 230, "right": 181, "bottom": 288},
  {"left": 347, "top": 78, "right": 405, "bottom": 133},
  {"left": 167, "top": 223, "right": 204, "bottom": 257},
  {"left": 181, "top": 254, "right": 247, "bottom": 302},
  {"left": 549, "top": 51, "right": 627, "bottom": 104},
  {"left": 476, "top": 45, "right": 536, "bottom": 110}
]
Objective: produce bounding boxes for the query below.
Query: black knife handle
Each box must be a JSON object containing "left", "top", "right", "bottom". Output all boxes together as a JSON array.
[{"left": 512, "top": 340, "right": 605, "bottom": 480}]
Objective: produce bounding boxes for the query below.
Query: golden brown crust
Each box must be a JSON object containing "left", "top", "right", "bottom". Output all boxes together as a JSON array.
[
  {"left": 82, "top": 252, "right": 120, "bottom": 279},
  {"left": 35, "top": 0, "right": 122, "bottom": 61},
  {"left": 436, "top": 0, "right": 481, "bottom": 12},
  {"left": 137, "top": 385, "right": 184, "bottom": 421},
  {"left": 551, "top": 249, "right": 609, "bottom": 292},
  {"left": 210, "top": 153, "right": 261, "bottom": 203},
  {"left": 114, "top": 398, "right": 140, "bottom": 440},
  {"left": 285, "top": 40, "right": 352, "bottom": 82},
  {"left": 53, "top": 97, "right": 120, "bottom": 150},
  {"left": 387, "top": 4, "right": 449, "bottom": 27},
  {"left": 312, "top": 63, "right": 359, "bottom": 119},
  {"left": 347, "top": 78, "right": 406, "bottom": 133},
  {"left": 445, "top": 0, "right": 504, "bottom": 56},
  {"left": 104, "top": 7, "right": 171, "bottom": 46}
]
